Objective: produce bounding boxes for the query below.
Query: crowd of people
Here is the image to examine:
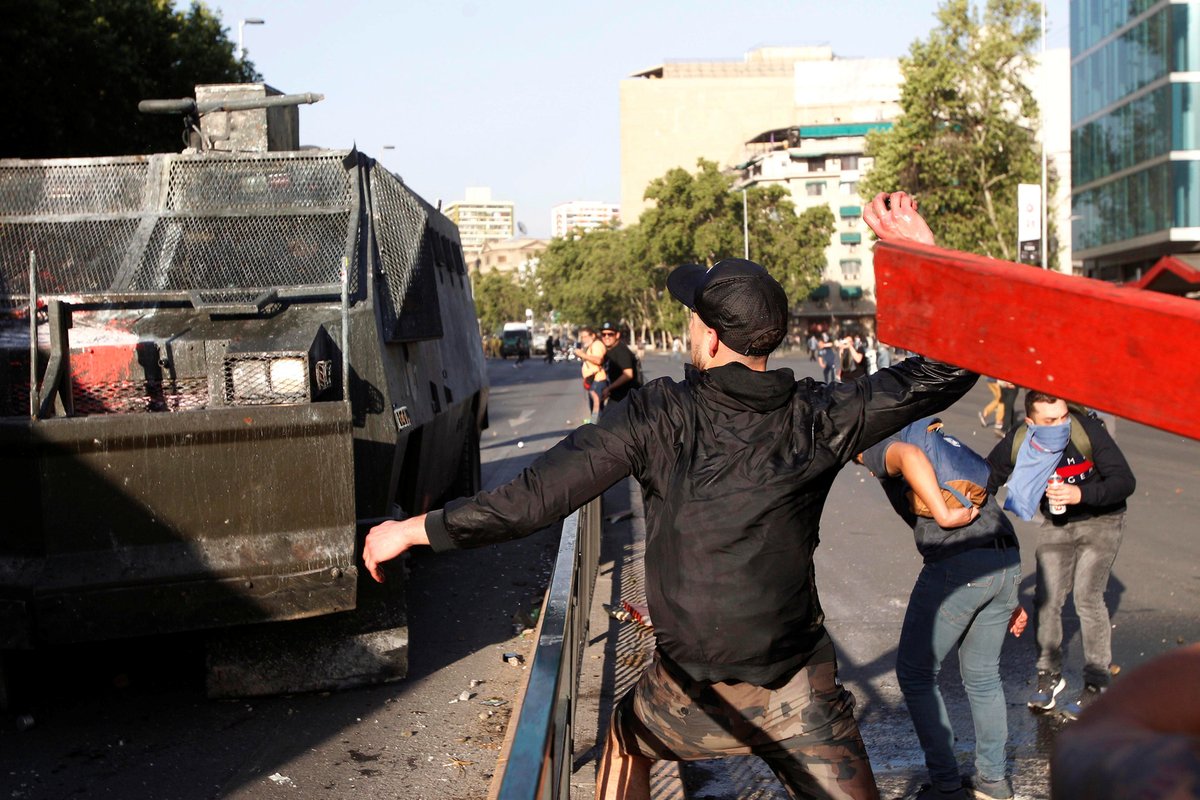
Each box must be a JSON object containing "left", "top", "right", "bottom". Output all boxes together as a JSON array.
[
  {"left": 365, "top": 191, "right": 1175, "bottom": 800},
  {"left": 809, "top": 330, "right": 899, "bottom": 384}
]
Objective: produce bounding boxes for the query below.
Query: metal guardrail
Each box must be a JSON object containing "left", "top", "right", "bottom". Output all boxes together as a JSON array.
[{"left": 495, "top": 497, "right": 603, "bottom": 800}]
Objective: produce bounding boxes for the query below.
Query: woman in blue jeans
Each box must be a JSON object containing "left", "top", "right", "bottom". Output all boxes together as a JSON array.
[{"left": 859, "top": 423, "right": 1027, "bottom": 800}]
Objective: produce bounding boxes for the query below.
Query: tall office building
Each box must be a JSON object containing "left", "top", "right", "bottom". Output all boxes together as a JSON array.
[
  {"left": 443, "top": 187, "right": 515, "bottom": 258},
  {"left": 1071, "top": 1, "right": 1200, "bottom": 281},
  {"left": 551, "top": 201, "right": 621, "bottom": 239},
  {"left": 620, "top": 47, "right": 900, "bottom": 224}
]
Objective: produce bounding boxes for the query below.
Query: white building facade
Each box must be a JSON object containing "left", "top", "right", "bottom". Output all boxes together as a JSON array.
[
  {"left": 443, "top": 187, "right": 515, "bottom": 258},
  {"left": 550, "top": 201, "right": 621, "bottom": 239}
]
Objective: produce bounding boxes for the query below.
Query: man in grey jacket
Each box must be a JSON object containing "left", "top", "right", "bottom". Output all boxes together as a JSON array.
[{"left": 365, "top": 192, "right": 975, "bottom": 800}]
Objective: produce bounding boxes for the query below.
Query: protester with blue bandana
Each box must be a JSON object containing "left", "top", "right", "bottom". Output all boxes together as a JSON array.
[
  {"left": 1002, "top": 419, "right": 1072, "bottom": 520},
  {"left": 987, "top": 391, "right": 1136, "bottom": 721}
]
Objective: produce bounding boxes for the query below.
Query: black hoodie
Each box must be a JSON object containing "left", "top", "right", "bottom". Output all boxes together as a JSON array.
[{"left": 425, "top": 357, "right": 976, "bottom": 684}]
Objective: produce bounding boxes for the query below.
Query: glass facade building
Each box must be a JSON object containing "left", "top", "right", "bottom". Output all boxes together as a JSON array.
[{"left": 1071, "top": 0, "right": 1200, "bottom": 280}]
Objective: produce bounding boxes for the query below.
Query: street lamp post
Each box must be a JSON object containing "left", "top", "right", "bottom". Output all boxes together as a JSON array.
[{"left": 238, "top": 18, "right": 265, "bottom": 61}]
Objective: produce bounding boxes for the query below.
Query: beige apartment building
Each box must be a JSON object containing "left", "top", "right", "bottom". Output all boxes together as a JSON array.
[
  {"left": 474, "top": 237, "right": 548, "bottom": 277},
  {"left": 619, "top": 46, "right": 900, "bottom": 223},
  {"left": 551, "top": 200, "right": 621, "bottom": 239},
  {"left": 443, "top": 187, "right": 515, "bottom": 258}
]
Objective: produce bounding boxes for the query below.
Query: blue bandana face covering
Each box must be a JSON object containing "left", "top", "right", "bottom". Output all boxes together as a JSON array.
[{"left": 1003, "top": 420, "right": 1072, "bottom": 520}]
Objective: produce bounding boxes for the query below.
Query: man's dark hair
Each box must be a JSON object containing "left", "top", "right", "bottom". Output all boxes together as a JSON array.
[{"left": 1025, "top": 390, "right": 1061, "bottom": 416}]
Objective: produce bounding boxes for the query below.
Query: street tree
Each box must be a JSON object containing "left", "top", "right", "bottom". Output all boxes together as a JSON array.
[
  {"left": 860, "top": 0, "right": 1053, "bottom": 263},
  {"left": 537, "top": 226, "right": 639, "bottom": 328},
  {"left": 637, "top": 159, "right": 835, "bottom": 331},
  {"left": 534, "top": 161, "right": 838, "bottom": 346},
  {"left": 744, "top": 186, "right": 835, "bottom": 303},
  {"left": 472, "top": 270, "right": 532, "bottom": 334},
  {"left": 639, "top": 160, "right": 743, "bottom": 269},
  {"left": 1, "top": 0, "right": 259, "bottom": 158}
]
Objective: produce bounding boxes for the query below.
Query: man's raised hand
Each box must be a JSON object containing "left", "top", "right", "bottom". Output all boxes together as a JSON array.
[{"left": 863, "top": 191, "right": 936, "bottom": 245}]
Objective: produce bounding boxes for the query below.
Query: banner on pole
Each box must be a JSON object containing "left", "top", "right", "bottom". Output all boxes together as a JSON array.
[{"left": 1017, "top": 183, "right": 1041, "bottom": 265}]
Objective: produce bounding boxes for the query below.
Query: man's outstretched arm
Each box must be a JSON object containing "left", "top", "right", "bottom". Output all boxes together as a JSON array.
[{"left": 363, "top": 515, "right": 429, "bottom": 583}]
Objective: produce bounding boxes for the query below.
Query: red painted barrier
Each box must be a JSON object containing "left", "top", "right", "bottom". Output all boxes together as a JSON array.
[{"left": 872, "top": 240, "right": 1200, "bottom": 441}]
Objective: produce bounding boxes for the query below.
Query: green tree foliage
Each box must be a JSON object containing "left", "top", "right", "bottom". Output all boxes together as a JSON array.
[
  {"left": 860, "top": 0, "right": 1054, "bottom": 262},
  {"left": 639, "top": 159, "right": 833, "bottom": 310},
  {"left": 1, "top": 0, "right": 259, "bottom": 158},
  {"left": 745, "top": 187, "right": 835, "bottom": 303},
  {"left": 535, "top": 160, "right": 835, "bottom": 344},
  {"left": 639, "top": 159, "right": 744, "bottom": 268},
  {"left": 472, "top": 270, "right": 533, "bottom": 334},
  {"left": 537, "top": 226, "right": 641, "bottom": 326}
]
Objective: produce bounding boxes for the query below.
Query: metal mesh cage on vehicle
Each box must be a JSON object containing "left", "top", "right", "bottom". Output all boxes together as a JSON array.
[
  {"left": 165, "top": 155, "right": 353, "bottom": 213},
  {"left": 222, "top": 353, "right": 310, "bottom": 406},
  {"left": 0, "top": 152, "right": 359, "bottom": 298},
  {"left": 129, "top": 213, "right": 353, "bottom": 292},
  {"left": 370, "top": 168, "right": 443, "bottom": 342},
  {"left": 1, "top": 219, "right": 142, "bottom": 295},
  {"left": 0, "top": 151, "right": 463, "bottom": 417},
  {"left": 0, "top": 161, "right": 150, "bottom": 216},
  {"left": 73, "top": 377, "right": 212, "bottom": 415}
]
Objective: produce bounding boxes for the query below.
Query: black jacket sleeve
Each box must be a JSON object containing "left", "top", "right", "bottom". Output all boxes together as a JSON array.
[
  {"left": 986, "top": 429, "right": 1019, "bottom": 496},
  {"left": 819, "top": 356, "right": 978, "bottom": 465},
  {"left": 1077, "top": 415, "right": 1136, "bottom": 508},
  {"left": 424, "top": 400, "right": 643, "bottom": 552}
]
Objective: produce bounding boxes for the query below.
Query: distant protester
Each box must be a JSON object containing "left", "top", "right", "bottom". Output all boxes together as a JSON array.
[
  {"left": 597, "top": 322, "right": 640, "bottom": 410},
  {"left": 988, "top": 392, "right": 1135, "bottom": 720}
]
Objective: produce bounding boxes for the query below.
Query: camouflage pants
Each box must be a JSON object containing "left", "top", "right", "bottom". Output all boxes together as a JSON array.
[{"left": 611, "top": 645, "right": 879, "bottom": 800}]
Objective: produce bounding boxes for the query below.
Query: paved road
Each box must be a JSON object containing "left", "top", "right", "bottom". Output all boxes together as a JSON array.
[{"left": 2, "top": 351, "right": 1195, "bottom": 800}]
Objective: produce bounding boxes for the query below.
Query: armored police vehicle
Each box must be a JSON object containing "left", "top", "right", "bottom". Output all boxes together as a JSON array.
[{"left": 0, "top": 84, "right": 488, "bottom": 701}]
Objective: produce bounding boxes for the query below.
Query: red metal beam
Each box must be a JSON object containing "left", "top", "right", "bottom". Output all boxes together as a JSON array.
[{"left": 872, "top": 240, "right": 1200, "bottom": 441}]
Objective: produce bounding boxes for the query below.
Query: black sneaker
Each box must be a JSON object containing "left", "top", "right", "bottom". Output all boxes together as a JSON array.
[
  {"left": 1027, "top": 670, "right": 1066, "bottom": 710},
  {"left": 1061, "top": 683, "right": 1104, "bottom": 721}
]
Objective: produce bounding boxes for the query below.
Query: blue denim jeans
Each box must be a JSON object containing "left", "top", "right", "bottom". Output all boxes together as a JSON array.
[
  {"left": 896, "top": 545, "right": 1021, "bottom": 788},
  {"left": 1034, "top": 512, "right": 1124, "bottom": 687}
]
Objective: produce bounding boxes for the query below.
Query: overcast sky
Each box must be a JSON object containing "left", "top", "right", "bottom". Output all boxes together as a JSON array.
[{"left": 195, "top": 0, "right": 1070, "bottom": 236}]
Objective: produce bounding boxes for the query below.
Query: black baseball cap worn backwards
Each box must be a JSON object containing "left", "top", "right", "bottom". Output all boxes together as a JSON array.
[{"left": 667, "top": 258, "right": 789, "bottom": 356}]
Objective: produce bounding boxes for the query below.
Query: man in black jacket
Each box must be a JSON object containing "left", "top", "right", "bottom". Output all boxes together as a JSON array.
[
  {"left": 598, "top": 321, "right": 639, "bottom": 408},
  {"left": 364, "top": 192, "right": 976, "bottom": 800},
  {"left": 987, "top": 392, "right": 1135, "bottom": 721}
]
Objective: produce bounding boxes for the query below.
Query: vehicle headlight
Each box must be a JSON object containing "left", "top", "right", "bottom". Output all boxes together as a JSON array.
[
  {"left": 268, "top": 358, "right": 307, "bottom": 395},
  {"left": 224, "top": 355, "right": 310, "bottom": 405}
]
